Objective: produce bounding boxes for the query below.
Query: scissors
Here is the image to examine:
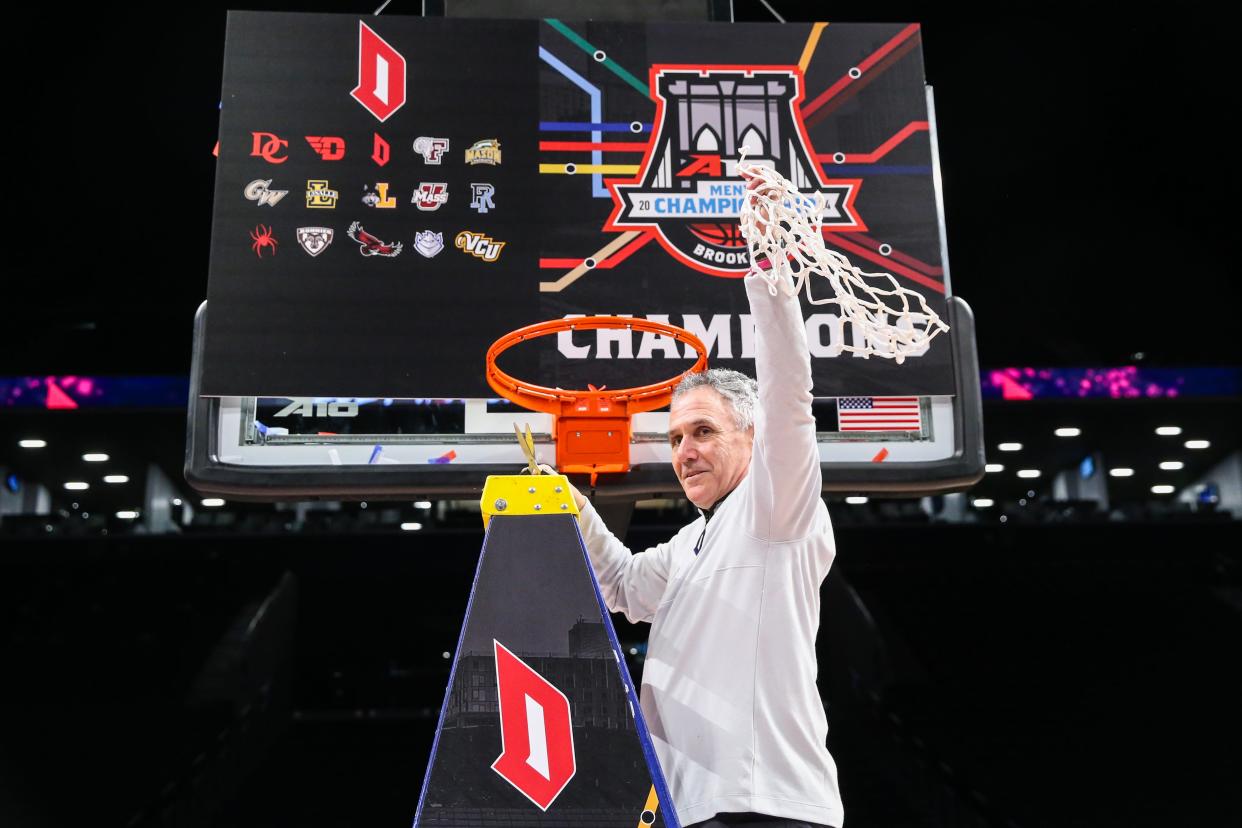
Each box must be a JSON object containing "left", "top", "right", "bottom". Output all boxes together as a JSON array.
[{"left": 513, "top": 423, "right": 540, "bottom": 475}]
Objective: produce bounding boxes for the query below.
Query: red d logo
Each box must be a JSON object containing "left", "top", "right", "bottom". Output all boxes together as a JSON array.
[
  {"left": 490, "top": 640, "right": 576, "bottom": 810},
  {"left": 350, "top": 21, "right": 406, "bottom": 123}
]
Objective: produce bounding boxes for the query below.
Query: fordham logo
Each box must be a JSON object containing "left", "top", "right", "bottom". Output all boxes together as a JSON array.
[
  {"left": 606, "top": 65, "right": 862, "bottom": 277},
  {"left": 413, "top": 136, "right": 449, "bottom": 164},
  {"left": 491, "top": 640, "right": 576, "bottom": 811},
  {"left": 350, "top": 21, "right": 407, "bottom": 122}
]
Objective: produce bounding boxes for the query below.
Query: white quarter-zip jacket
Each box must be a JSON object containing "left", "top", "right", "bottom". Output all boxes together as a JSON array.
[{"left": 577, "top": 273, "right": 842, "bottom": 828}]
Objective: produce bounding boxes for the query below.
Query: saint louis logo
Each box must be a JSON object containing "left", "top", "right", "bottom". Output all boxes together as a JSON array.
[
  {"left": 470, "top": 183, "right": 496, "bottom": 213},
  {"left": 297, "top": 227, "right": 334, "bottom": 257},
  {"left": 605, "top": 66, "right": 863, "bottom": 277},
  {"left": 414, "top": 231, "right": 444, "bottom": 258}
]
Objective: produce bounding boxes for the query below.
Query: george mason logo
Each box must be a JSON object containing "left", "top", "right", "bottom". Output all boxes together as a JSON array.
[
  {"left": 606, "top": 66, "right": 862, "bottom": 277},
  {"left": 465, "top": 139, "right": 502, "bottom": 166}
]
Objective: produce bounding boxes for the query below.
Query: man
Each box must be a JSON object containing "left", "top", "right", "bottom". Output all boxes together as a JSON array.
[{"left": 560, "top": 227, "right": 843, "bottom": 827}]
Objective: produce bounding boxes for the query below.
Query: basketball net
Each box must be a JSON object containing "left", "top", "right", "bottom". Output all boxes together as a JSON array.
[{"left": 736, "top": 153, "right": 949, "bottom": 363}]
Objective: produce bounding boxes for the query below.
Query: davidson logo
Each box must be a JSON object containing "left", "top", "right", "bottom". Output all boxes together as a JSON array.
[
  {"left": 606, "top": 66, "right": 863, "bottom": 277},
  {"left": 491, "top": 640, "right": 576, "bottom": 811}
]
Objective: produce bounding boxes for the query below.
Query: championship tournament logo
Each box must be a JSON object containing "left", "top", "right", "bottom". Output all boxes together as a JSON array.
[{"left": 606, "top": 66, "right": 863, "bottom": 277}]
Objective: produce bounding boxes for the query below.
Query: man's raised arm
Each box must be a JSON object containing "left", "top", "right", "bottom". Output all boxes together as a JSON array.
[{"left": 743, "top": 269, "right": 823, "bottom": 542}]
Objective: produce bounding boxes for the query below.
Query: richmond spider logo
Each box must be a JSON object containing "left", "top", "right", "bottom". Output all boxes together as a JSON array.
[{"left": 606, "top": 65, "right": 864, "bottom": 278}]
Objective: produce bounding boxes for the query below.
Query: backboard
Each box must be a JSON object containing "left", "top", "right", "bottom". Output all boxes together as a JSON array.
[{"left": 186, "top": 13, "right": 984, "bottom": 501}]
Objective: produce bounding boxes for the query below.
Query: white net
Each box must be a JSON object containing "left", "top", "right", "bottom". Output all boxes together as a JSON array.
[{"left": 736, "top": 155, "right": 949, "bottom": 363}]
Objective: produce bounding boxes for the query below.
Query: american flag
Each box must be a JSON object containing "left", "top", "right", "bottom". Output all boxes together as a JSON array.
[{"left": 837, "top": 397, "right": 922, "bottom": 432}]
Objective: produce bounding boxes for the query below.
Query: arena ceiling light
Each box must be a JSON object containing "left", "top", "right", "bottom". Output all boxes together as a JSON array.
[
  {"left": 1151, "top": 485, "right": 1176, "bottom": 495},
  {"left": 845, "top": 496, "right": 868, "bottom": 505},
  {"left": 115, "top": 511, "right": 139, "bottom": 520},
  {"left": 1159, "top": 461, "right": 1184, "bottom": 471},
  {"left": 972, "top": 498, "right": 994, "bottom": 508},
  {"left": 1054, "top": 427, "right": 1081, "bottom": 437},
  {"left": 201, "top": 498, "right": 225, "bottom": 507},
  {"left": 1017, "top": 469, "right": 1041, "bottom": 479},
  {"left": 1184, "top": 440, "right": 1210, "bottom": 450},
  {"left": 103, "top": 475, "right": 129, "bottom": 484},
  {"left": 64, "top": 481, "right": 89, "bottom": 491},
  {"left": 1155, "top": 426, "right": 1182, "bottom": 436},
  {"left": 985, "top": 463, "right": 1004, "bottom": 473},
  {"left": 83, "top": 453, "right": 110, "bottom": 462},
  {"left": 1109, "top": 468, "right": 1135, "bottom": 478},
  {"left": 998, "top": 442, "right": 1023, "bottom": 452},
  {"left": 19, "top": 439, "right": 47, "bottom": 448},
  {"left": 414, "top": 501, "right": 433, "bottom": 509},
  {"left": 401, "top": 522, "right": 424, "bottom": 531}
]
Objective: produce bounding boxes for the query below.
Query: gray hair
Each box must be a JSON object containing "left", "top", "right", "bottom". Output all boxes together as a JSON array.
[{"left": 671, "top": 369, "right": 759, "bottom": 431}]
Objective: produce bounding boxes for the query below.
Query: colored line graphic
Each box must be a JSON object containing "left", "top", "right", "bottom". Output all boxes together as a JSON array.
[
  {"left": 539, "top": 231, "right": 646, "bottom": 293},
  {"left": 545, "top": 18, "right": 649, "bottom": 96},
  {"left": 823, "top": 231, "right": 945, "bottom": 294},
  {"left": 539, "top": 121, "right": 652, "bottom": 132},
  {"left": 798, "top": 22, "right": 829, "bottom": 71},
  {"left": 816, "top": 121, "right": 929, "bottom": 164},
  {"left": 802, "top": 24, "right": 921, "bottom": 119},
  {"left": 539, "top": 163, "right": 640, "bottom": 174},
  {"left": 539, "top": 46, "right": 609, "bottom": 198}
]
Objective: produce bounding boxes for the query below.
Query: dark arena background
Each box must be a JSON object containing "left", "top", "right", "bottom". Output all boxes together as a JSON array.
[{"left": 2, "top": 3, "right": 1239, "bottom": 828}]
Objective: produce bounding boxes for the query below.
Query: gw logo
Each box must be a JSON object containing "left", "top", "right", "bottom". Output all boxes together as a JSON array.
[{"left": 273, "top": 400, "right": 359, "bottom": 418}]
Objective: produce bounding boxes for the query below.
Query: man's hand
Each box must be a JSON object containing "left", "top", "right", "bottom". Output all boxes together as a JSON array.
[{"left": 740, "top": 165, "right": 779, "bottom": 238}]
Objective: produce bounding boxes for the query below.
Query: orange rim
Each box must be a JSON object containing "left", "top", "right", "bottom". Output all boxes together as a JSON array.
[{"left": 485, "top": 316, "right": 709, "bottom": 415}]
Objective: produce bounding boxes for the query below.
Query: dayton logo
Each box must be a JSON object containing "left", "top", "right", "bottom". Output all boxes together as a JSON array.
[
  {"left": 296, "top": 227, "right": 334, "bottom": 257},
  {"left": 306, "top": 136, "right": 346, "bottom": 161},
  {"left": 455, "top": 231, "right": 505, "bottom": 262},
  {"left": 413, "top": 136, "right": 449, "bottom": 164},
  {"left": 244, "top": 179, "right": 288, "bottom": 206},
  {"left": 350, "top": 21, "right": 406, "bottom": 122},
  {"left": 412, "top": 182, "right": 448, "bottom": 211},
  {"left": 491, "top": 640, "right": 576, "bottom": 811},
  {"left": 606, "top": 66, "right": 863, "bottom": 277}
]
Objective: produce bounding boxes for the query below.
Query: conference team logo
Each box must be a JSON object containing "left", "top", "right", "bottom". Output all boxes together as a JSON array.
[
  {"left": 414, "top": 230, "right": 444, "bottom": 258},
  {"left": 250, "top": 225, "right": 278, "bottom": 258},
  {"left": 347, "top": 222, "right": 403, "bottom": 257},
  {"left": 465, "top": 138, "right": 502, "bottom": 165},
  {"left": 414, "top": 136, "right": 449, "bottom": 164},
  {"left": 244, "top": 179, "right": 288, "bottom": 206},
  {"left": 250, "top": 131, "right": 288, "bottom": 164},
  {"left": 413, "top": 182, "right": 449, "bottom": 211},
  {"left": 362, "top": 183, "right": 397, "bottom": 208},
  {"left": 605, "top": 65, "right": 863, "bottom": 277},
  {"left": 306, "top": 180, "right": 339, "bottom": 209},
  {"left": 297, "top": 227, "right": 334, "bottom": 257},
  {"left": 306, "top": 136, "right": 346, "bottom": 161},
  {"left": 470, "top": 183, "right": 496, "bottom": 213},
  {"left": 455, "top": 231, "right": 505, "bottom": 262},
  {"left": 491, "top": 640, "right": 576, "bottom": 811},
  {"left": 351, "top": 21, "right": 407, "bottom": 122},
  {"left": 372, "top": 133, "right": 391, "bottom": 166}
]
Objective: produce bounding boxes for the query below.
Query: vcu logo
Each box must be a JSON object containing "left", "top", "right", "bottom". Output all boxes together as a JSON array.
[
  {"left": 491, "top": 641, "right": 576, "bottom": 811},
  {"left": 455, "top": 231, "right": 505, "bottom": 262},
  {"left": 350, "top": 21, "right": 406, "bottom": 122},
  {"left": 412, "top": 182, "right": 448, "bottom": 211}
]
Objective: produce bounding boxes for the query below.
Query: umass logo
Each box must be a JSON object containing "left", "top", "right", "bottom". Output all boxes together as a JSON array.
[{"left": 607, "top": 65, "right": 864, "bottom": 277}]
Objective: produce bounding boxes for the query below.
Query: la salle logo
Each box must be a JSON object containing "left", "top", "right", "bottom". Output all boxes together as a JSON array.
[{"left": 605, "top": 65, "right": 864, "bottom": 277}]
